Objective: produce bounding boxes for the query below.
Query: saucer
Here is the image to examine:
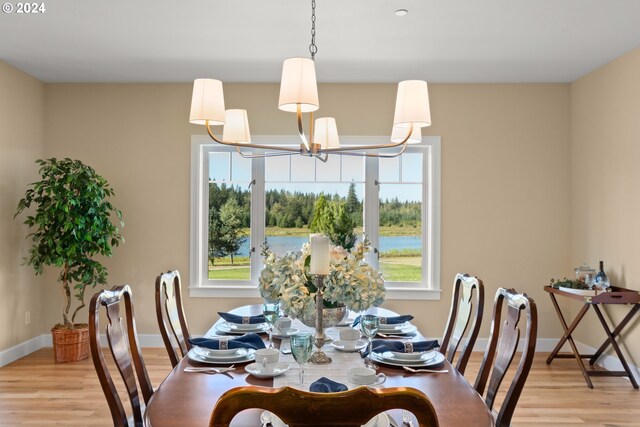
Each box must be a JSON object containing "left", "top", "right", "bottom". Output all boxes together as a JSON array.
[
  {"left": 348, "top": 375, "right": 386, "bottom": 387},
  {"left": 331, "top": 339, "right": 367, "bottom": 352},
  {"left": 245, "top": 362, "right": 290, "bottom": 378},
  {"left": 272, "top": 327, "right": 299, "bottom": 338}
]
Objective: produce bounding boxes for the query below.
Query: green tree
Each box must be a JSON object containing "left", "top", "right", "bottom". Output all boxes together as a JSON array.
[
  {"left": 310, "top": 196, "right": 357, "bottom": 251},
  {"left": 309, "top": 194, "right": 329, "bottom": 231},
  {"left": 218, "top": 197, "right": 247, "bottom": 264},
  {"left": 15, "top": 158, "right": 124, "bottom": 327},
  {"left": 345, "top": 182, "right": 362, "bottom": 226}
]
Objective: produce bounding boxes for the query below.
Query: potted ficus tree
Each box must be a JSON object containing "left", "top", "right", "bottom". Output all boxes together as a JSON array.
[{"left": 15, "top": 158, "right": 124, "bottom": 363}]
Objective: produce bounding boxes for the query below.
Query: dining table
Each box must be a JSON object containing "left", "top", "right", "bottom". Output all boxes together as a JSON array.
[{"left": 145, "top": 305, "right": 495, "bottom": 427}]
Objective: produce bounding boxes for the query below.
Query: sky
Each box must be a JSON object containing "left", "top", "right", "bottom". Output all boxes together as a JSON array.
[{"left": 209, "top": 152, "right": 423, "bottom": 203}]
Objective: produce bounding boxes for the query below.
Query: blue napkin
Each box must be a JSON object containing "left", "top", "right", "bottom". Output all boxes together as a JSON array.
[
  {"left": 218, "top": 312, "right": 266, "bottom": 324},
  {"left": 361, "top": 339, "right": 439, "bottom": 358},
  {"left": 188, "top": 333, "right": 266, "bottom": 350},
  {"left": 352, "top": 314, "right": 414, "bottom": 327},
  {"left": 309, "top": 377, "right": 348, "bottom": 393}
]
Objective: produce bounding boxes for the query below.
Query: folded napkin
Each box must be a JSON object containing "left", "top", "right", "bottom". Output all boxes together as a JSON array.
[
  {"left": 309, "top": 377, "right": 348, "bottom": 393},
  {"left": 352, "top": 314, "right": 414, "bottom": 327},
  {"left": 218, "top": 312, "right": 265, "bottom": 324},
  {"left": 188, "top": 333, "right": 266, "bottom": 350},
  {"left": 362, "top": 339, "right": 439, "bottom": 358}
]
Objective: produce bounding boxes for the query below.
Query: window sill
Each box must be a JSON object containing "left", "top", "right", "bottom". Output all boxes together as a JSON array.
[{"left": 189, "top": 284, "right": 441, "bottom": 300}]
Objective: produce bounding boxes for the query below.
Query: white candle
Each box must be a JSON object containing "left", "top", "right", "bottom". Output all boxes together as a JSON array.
[{"left": 310, "top": 234, "right": 330, "bottom": 275}]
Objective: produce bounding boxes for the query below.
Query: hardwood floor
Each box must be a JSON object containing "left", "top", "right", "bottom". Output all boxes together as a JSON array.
[{"left": 0, "top": 348, "right": 638, "bottom": 426}]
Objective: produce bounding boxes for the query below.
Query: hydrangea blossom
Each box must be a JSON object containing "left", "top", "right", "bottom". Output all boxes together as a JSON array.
[{"left": 259, "top": 240, "right": 385, "bottom": 319}]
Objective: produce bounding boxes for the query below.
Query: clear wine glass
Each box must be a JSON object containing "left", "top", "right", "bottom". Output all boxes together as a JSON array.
[
  {"left": 290, "top": 333, "right": 313, "bottom": 386},
  {"left": 360, "top": 314, "right": 380, "bottom": 369},
  {"left": 262, "top": 301, "right": 280, "bottom": 348}
]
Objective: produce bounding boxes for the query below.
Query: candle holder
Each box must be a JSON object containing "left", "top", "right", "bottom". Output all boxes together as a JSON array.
[{"left": 309, "top": 274, "right": 332, "bottom": 365}]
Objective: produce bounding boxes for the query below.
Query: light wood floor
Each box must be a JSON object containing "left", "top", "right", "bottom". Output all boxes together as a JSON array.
[{"left": 0, "top": 348, "right": 639, "bottom": 426}]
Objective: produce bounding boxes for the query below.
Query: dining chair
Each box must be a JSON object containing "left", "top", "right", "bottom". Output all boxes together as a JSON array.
[
  {"left": 89, "top": 285, "right": 154, "bottom": 427},
  {"left": 209, "top": 385, "right": 439, "bottom": 427},
  {"left": 155, "top": 269, "right": 191, "bottom": 367},
  {"left": 440, "top": 273, "right": 484, "bottom": 375},
  {"left": 473, "top": 287, "right": 538, "bottom": 427}
]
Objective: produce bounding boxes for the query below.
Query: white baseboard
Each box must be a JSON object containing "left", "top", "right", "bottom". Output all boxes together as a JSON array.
[
  {"left": 2, "top": 334, "right": 639, "bottom": 383},
  {"left": 0, "top": 333, "right": 166, "bottom": 367},
  {"left": 0, "top": 335, "right": 49, "bottom": 367}
]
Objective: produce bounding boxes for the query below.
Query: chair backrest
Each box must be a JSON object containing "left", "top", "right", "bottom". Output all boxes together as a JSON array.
[
  {"left": 474, "top": 288, "right": 537, "bottom": 427},
  {"left": 209, "top": 386, "right": 439, "bottom": 427},
  {"left": 155, "top": 270, "right": 191, "bottom": 367},
  {"left": 440, "top": 273, "right": 484, "bottom": 374},
  {"left": 89, "top": 285, "right": 154, "bottom": 427}
]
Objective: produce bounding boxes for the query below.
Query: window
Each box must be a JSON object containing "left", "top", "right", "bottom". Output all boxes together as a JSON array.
[{"left": 190, "top": 135, "right": 440, "bottom": 300}]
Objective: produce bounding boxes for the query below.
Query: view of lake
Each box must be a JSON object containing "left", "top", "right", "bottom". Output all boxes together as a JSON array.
[{"left": 236, "top": 235, "right": 421, "bottom": 256}]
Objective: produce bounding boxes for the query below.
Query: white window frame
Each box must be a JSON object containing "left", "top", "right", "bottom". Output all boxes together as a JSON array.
[{"left": 190, "top": 135, "right": 441, "bottom": 300}]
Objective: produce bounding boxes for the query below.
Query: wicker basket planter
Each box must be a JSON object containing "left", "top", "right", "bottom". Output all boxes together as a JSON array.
[{"left": 51, "top": 325, "right": 89, "bottom": 363}]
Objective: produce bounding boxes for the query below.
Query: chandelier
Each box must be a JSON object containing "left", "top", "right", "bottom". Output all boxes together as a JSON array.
[{"left": 189, "top": 0, "right": 431, "bottom": 160}]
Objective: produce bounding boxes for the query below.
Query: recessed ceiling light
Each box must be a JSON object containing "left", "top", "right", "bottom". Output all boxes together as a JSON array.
[{"left": 395, "top": 9, "right": 408, "bottom": 17}]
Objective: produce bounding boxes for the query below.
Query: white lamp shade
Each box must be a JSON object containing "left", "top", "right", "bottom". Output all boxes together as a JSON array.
[
  {"left": 391, "top": 123, "right": 422, "bottom": 145},
  {"left": 222, "top": 109, "right": 251, "bottom": 144},
  {"left": 392, "top": 80, "right": 431, "bottom": 128},
  {"left": 314, "top": 117, "right": 340, "bottom": 149},
  {"left": 278, "top": 58, "right": 320, "bottom": 113},
  {"left": 190, "top": 79, "right": 226, "bottom": 125}
]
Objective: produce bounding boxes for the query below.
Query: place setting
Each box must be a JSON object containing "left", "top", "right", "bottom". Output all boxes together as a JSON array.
[
  {"left": 353, "top": 313, "right": 418, "bottom": 338},
  {"left": 330, "top": 327, "right": 368, "bottom": 352},
  {"left": 186, "top": 333, "right": 265, "bottom": 366},
  {"left": 214, "top": 311, "right": 271, "bottom": 335}
]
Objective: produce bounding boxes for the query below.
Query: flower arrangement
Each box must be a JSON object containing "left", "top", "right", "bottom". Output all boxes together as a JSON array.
[{"left": 259, "top": 239, "right": 385, "bottom": 319}]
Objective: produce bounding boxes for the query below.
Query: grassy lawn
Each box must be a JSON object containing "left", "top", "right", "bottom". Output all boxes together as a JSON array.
[
  {"left": 209, "top": 266, "right": 250, "bottom": 280},
  {"left": 209, "top": 256, "right": 422, "bottom": 282},
  {"left": 246, "top": 226, "right": 421, "bottom": 237}
]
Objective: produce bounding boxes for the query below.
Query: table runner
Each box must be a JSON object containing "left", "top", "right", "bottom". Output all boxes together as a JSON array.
[{"left": 274, "top": 325, "right": 367, "bottom": 389}]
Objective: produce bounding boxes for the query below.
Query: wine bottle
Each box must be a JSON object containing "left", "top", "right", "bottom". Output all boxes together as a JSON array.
[{"left": 595, "top": 260, "right": 607, "bottom": 284}]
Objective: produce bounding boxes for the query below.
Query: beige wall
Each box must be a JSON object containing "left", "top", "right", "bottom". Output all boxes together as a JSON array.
[
  {"left": 570, "top": 47, "right": 640, "bottom": 365},
  {"left": 41, "top": 82, "right": 571, "bottom": 341},
  {"left": 0, "top": 62, "right": 45, "bottom": 351}
]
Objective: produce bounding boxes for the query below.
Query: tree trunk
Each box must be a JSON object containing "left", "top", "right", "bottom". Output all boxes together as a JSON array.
[{"left": 62, "top": 265, "right": 73, "bottom": 328}]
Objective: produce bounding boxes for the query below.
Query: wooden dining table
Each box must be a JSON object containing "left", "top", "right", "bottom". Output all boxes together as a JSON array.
[{"left": 145, "top": 305, "right": 495, "bottom": 427}]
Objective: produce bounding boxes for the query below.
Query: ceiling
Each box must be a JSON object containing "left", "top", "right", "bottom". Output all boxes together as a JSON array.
[{"left": 1, "top": 0, "right": 640, "bottom": 84}]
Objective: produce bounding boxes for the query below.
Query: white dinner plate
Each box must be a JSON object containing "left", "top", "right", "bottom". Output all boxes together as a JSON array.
[
  {"left": 258, "top": 410, "right": 397, "bottom": 427},
  {"left": 362, "top": 413, "right": 399, "bottom": 427},
  {"left": 187, "top": 348, "right": 255, "bottom": 365},
  {"left": 245, "top": 362, "right": 290, "bottom": 378},
  {"left": 371, "top": 351, "right": 445, "bottom": 368},
  {"left": 215, "top": 322, "right": 270, "bottom": 335},
  {"left": 331, "top": 339, "right": 368, "bottom": 352},
  {"left": 377, "top": 324, "right": 417, "bottom": 336},
  {"left": 377, "top": 322, "right": 409, "bottom": 332},
  {"left": 272, "top": 328, "right": 299, "bottom": 338},
  {"left": 193, "top": 347, "right": 250, "bottom": 360},
  {"left": 385, "top": 349, "right": 437, "bottom": 362}
]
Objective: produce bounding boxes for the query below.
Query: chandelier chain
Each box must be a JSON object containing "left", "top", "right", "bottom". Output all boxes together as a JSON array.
[{"left": 309, "top": 0, "right": 317, "bottom": 60}]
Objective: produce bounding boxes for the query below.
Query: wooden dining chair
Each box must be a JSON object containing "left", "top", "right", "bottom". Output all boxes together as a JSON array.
[
  {"left": 155, "top": 270, "right": 191, "bottom": 367},
  {"left": 209, "top": 385, "right": 439, "bottom": 427},
  {"left": 474, "top": 287, "right": 538, "bottom": 427},
  {"left": 89, "top": 285, "right": 154, "bottom": 427},
  {"left": 440, "top": 273, "right": 484, "bottom": 375}
]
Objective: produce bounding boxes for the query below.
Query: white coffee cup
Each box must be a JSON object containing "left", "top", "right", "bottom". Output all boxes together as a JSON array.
[
  {"left": 274, "top": 317, "right": 292, "bottom": 335},
  {"left": 255, "top": 348, "right": 280, "bottom": 372},
  {"left": 348, "top": 367, "right": 386, "bottom": 386},
  {"left": 340, "top": 328, "right": 360, "bottom": 341}
]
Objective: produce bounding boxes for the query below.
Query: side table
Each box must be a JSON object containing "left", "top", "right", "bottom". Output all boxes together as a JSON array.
[{"left": 544, "top": 285, "right": 640, "bottom": 389}]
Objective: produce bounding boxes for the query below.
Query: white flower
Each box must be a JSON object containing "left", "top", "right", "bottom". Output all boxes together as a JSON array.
[{"left": 258, "top": 239, "right": 385, "bottom": 318}]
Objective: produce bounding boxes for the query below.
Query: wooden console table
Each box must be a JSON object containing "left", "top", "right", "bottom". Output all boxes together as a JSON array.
[{"left": 545, "top": 285, "right": 640, "bottom": 389}]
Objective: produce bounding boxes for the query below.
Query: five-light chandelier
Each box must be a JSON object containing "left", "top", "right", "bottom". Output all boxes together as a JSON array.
[{"left": 189, "top": 0, "right": 431, "bottom": 160}]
